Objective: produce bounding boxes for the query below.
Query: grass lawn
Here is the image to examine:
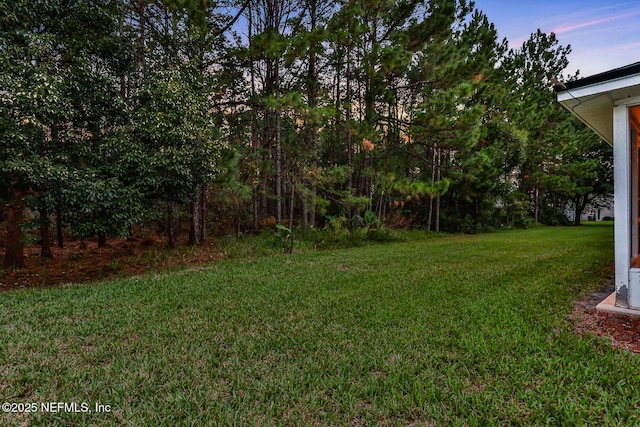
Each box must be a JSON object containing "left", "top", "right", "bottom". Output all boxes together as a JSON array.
[{"left": 2, "top": 223, "right": 639, "bottom": 425}]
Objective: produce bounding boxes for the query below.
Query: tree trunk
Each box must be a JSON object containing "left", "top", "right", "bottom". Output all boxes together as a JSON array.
[
  {"left": 98, "top": 231, "right": 107, "bottom": 248},
  {"left": 276, "top": 108, "right": 282, "bottom": 224},
  {"left": 346, "top": 41, "right": 353, "bottom": 193},
  {"left": 303, "top": 0, "right": 319, "bottom": 229},
  {"left": 189, "top": 184, "right": 207, "bottom": 246},
  {"left": 189, "top": 193, "right": 201, "bottom": 247},
  {"left": 260, "top": 159, "right": 269, "bottom": 218},
  {"left": 574, "top": 196, "right": 588, "bottom": 226},
  {"left": 199, "top": 185, "right": 206, "bottom": 244},
  {"left": 288, "top": 181, "right": 295, "bottom": 253},
  {"left": 4, "top": 191, "right": 25, "bottom": 268},
  {"left": 435, "top": 148, "right": 442, "bottom": 233},
  {"left": 332, "top": 44, "right": 341, "bottom": 167},
  {"left": 534, "top": 178, "right": 540, "bottom": 223},
  {"left": 39, "top": 206, "right": 53, "bottom": 258},
  {"left": 56, "top": 207, "right": 64, "bottom": 248},
  {"left": 249, "top": 5, "right": 260, "bottom": 231},
  {"left": 167, "top": 202, "right": 176, "bottom": 249},
  {"left": 427, "top": 144, "right": 437, "bottom": 231}
]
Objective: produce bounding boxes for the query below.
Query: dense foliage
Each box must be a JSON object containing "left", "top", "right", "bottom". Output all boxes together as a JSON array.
[{"left": 1, "top": 0, "right": 613, "bottom": 266}]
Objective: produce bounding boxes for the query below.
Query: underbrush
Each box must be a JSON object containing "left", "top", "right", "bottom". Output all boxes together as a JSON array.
[{"left": 217, "top": 224, "right": 438, "bottom": 258}]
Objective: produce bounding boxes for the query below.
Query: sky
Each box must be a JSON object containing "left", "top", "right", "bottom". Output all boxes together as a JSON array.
[{"left": 473, "top": 0, "right": 640, "bottom": 79}]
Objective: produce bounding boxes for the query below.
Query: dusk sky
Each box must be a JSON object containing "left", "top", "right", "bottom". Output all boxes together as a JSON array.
[{"left": 474, "top": 0, "right": 640, "bottom": 79}]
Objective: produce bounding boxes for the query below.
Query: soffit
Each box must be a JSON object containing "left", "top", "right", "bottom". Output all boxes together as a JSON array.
[{"left": 558, "top": 77, "right": 640, "bottom": 145}]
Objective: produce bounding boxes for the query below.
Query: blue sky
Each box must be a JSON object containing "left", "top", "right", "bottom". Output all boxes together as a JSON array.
[{"left": 473, "top": 0, "right": 640, "bottom": 78}]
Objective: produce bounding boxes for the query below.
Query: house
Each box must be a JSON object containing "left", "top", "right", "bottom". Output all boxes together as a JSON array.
[
  {"left": 583, "top": 203, "right": 614, "bottom": 222},
  {"left": 564, "top": 197, "right": 614, "bottom": 223},
  {"left": 581, "top": 198, "right": 614, "bottom": 222},
  {"left": 556, "top": 61, "right": 640, "bottom": 316}
]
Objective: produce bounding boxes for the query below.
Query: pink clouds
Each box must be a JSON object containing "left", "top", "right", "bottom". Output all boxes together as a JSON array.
[
  {"left": 553, "top": 9, "right": 640, "bottom": 34},
  {"left": 610, "top": 42, "right": 640, "bottom": 51}
]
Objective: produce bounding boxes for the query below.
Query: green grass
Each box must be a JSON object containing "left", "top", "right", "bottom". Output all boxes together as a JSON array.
[{"left": 2, "top": 223, "right": 639, "bottom": 425}]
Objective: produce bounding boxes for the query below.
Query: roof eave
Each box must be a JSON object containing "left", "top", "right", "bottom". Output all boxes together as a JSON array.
[{"left": 555, "top": 62, "right": 640, "bottom": 146}]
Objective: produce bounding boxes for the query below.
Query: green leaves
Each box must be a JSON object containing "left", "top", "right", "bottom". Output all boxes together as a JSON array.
[
  {"left": 1, "top": 0, "right": 224, "bottom": 247},
  {"left": 130, "top": 66, "right": 221, "bottom": 206},
  {"left": 495, "top": 28, "right": 611, "bottom": 224},
  {"left": 0, "top": 0, "right": 614, "bottom": 243},
  {"left": 382, "top": 175, "right": 451, "bottom": 200}
]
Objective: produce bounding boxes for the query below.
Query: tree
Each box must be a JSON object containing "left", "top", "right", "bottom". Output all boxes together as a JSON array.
[
  {"left": 404, "top": 6, "right": 506, "bottom": 231},
  {"left": 122, "top": 0, "right": 232, "bottom": 247},
  {"left": 1, "top": 0, "right": 617, "bottom": 258},
  {"left": 498, "top": 30, "right": 573, "bottom": 224},
  {"left": 542, "top": 113, "right": 613, "bottom": 225},
  {"left": 0, "top": 0, "right": 130, "bottom": 264},
  {"left": 129, "top": 67, "right": 220, "bottom": 248}
]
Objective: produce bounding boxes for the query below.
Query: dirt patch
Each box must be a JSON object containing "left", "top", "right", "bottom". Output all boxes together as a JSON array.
[
  {"left": 570, "top": 278, "right": 640, "bottom": 353},
  {"left": 0, "top": 234, "right": 224, "bottom": 292}
]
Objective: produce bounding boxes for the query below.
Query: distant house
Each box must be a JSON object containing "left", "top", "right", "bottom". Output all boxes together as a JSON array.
[
  {"left": 565, "top": 202, "right": 614, "bottom": 223},
  {"left": 576, "top": 197, "right": 614, "bottom": 222},
  {"left": 556, "top": 62, "right": 640, "bottom": 315},
  {"left": 582, "top": 203, "right": 614, "bottom": 222}
]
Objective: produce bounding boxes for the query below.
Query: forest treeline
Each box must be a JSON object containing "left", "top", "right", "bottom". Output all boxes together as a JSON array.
[{"left": 1, "top": 0, "right": 613, "bottom": 267}]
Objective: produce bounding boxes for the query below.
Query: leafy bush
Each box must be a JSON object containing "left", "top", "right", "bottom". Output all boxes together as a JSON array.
[
  {"left": 539, "top": 205, "right": 571, "bottom": 226},
  {"left": 271, "top": 224, "right": 294, "bottom": 253}
]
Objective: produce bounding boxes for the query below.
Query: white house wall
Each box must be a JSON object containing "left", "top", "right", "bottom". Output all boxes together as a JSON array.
[
  {"left": 558, "top": 65, "right": 640, "bottom": 312},
  {"left": 613, "top": 103, "right": 631, "bottom": 307}
]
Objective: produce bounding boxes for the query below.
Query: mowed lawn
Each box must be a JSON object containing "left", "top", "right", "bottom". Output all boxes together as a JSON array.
[{"left": 2, "top": 224, "right": 639, "bottom": 425}]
